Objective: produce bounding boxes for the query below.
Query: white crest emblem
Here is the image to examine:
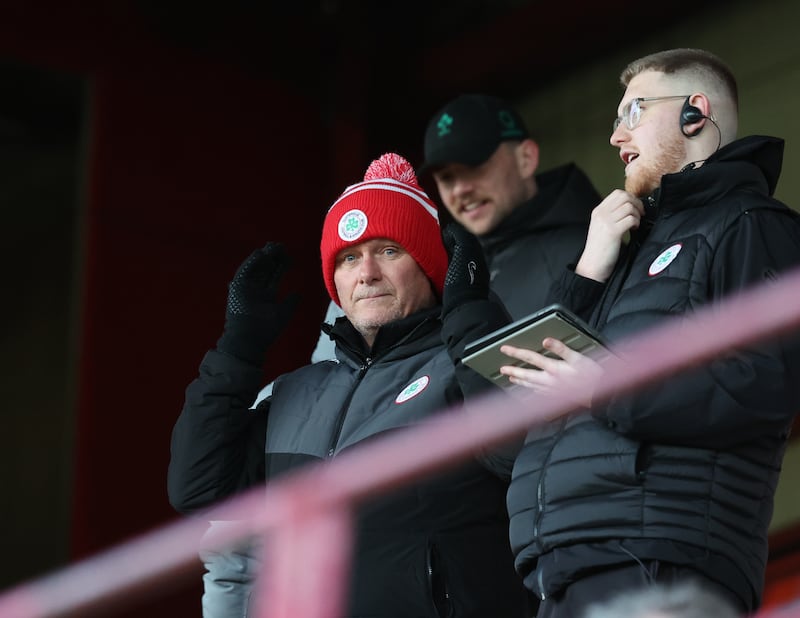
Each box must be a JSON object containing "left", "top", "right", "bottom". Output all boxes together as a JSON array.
[
  {"left": 649, "top": 243, "right": 682, "bottom": 276},
  {"left": 338, "top": 209, "right": 368, "bottom": 242},
  {"left": 395, "top": 375, "right": 430, "bottom": 404}
]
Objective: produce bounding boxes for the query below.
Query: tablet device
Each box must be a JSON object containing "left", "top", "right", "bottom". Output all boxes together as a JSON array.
[{"left": 462, "top": 303, "right": 612, "bottom": 388}]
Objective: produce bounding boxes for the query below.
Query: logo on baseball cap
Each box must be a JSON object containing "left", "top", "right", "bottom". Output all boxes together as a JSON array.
[{"left": 420, "top": 93, "right": 529, "bottom": 173}]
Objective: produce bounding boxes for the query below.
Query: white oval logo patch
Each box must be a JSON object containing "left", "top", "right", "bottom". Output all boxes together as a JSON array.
[
  {"left": 338, "top": 209, "right": 368, "bottom": 242},
  {"left": 395, "top": 375, "right": 430, "bottom": 404},
  {"left": 649, "top": 243, "right": 682, "bottom": 276}
]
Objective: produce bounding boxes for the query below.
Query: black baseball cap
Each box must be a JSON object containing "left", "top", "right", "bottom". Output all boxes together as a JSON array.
[{"left": 420, "top": 93, "right": 529, "bottom": 173}]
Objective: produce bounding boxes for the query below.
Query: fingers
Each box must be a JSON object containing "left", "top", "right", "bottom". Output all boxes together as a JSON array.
[
  {"left": 498, "top": 340, "right": 576, "bottom": 374},
  {"left": 441, "top": 223, "right": 457, "bottom": 256},
  {"left": 497, "top": 346, "right": 553, "bottom": 391},
  {"left": 232, "top": 243, "right": 292, "bottom": 298},
  {"left": 442, "top": 223, "right": 470, "bottom": 257},
  {"left": 258, "top": 242, "right": 290, "bottom": 268},
  {"left": 576, "top": 190, "right": 644, "bottom": 282},
  {"left": 442, "top": 223, "right": 480, "bottom": 258},
  {"left": 260, "top": 241, "right": 284, "bottom": 254},
  {"left": 256, "top": 243, "right": 290, "bottom": 271},
  {"left": 592, "top": 189, "right": 643, "bottom": 230},
  {"left": 497, "top": 340, "right": 602, "bottom": 407}
]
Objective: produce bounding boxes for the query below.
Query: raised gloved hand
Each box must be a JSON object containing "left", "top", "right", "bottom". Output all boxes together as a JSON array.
[
  {"left": 441, "top": 223, "right": 490, "bottom": 317},
  {"left": 216, "top": 242, "right": 299, "bottom": 364}
]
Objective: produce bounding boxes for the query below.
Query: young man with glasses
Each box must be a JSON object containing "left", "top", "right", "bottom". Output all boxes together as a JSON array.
[{"left": 439, "top": 48, "right": 800, "bottom": 617}]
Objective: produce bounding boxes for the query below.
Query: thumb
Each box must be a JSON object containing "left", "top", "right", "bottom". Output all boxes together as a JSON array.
[{"left": 441, "top": 223, "right": 462, "bottom": 258}]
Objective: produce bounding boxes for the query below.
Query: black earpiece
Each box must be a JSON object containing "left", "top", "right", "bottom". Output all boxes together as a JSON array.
[{"left": 680, "top": 97, "right": 706, "bottom": 137}]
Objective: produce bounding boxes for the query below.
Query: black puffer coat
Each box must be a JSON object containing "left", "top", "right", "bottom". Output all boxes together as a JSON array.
[
  {"left": 508, "top": 136, "right": 800, "bottom": 612},
  {"left": 169, "top": 307, "right": 530, "bottom": 618},
  {"left": 480, "top": 163, "right": 599, "bottom": 319}
]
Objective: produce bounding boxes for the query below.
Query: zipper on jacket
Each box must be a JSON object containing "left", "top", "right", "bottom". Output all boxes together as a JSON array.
[
  {"left": 326, "top": 358, "right": 372, "bottom": 457},
  {"left": 325, "top": 316, "right": 436, "bottom": 458},
  {"left": 532, "top": 418, "right": 566, "bottom": 601},
  {"left": 427, "top": 543, "right": 452, "bottom": 618},
  {"left": 537, "top": 569, "right": 546, "bottom": 602}
]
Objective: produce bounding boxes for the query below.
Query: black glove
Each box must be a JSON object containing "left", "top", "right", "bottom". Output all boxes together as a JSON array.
[
  {"left": 216, "top": 242, "right": 299, "bottom": 364},
  {"left": 442, "top": 223, "right": 490, "bottom": 317}
]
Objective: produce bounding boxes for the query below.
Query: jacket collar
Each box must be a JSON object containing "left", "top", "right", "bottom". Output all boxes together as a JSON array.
[
  {"left": 325, "top": 306, "right": 442, "bottom": 361},
  {"left": 650, "top": 135, "right": 784, "bottom": 215}
]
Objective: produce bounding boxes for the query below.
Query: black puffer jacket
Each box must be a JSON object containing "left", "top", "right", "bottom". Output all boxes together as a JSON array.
[
  {"left": 508, "top": 136, "right": 800, "bottom": 612},
  {"left": 169, "top": 307, "right": 530, "bottom": 618},
  {"left": 480, "top": 163, "right": 599, "bottom": 319}
]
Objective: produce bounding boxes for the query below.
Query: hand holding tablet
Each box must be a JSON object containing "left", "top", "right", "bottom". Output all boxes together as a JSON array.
[{"left": 462, "top": 304, "right": 612, "bottom": 389}]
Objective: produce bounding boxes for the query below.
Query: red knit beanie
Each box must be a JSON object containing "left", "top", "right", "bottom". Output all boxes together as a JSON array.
[{"left": 320, "top": 153, "right": 448, "bottom": 306}]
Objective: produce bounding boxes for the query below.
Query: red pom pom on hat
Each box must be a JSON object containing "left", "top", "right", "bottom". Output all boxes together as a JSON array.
[
  {"left": 363, "top": 152, "right": 419, "bottom": 185},
  {"left": 319, "top": 153, "right": 447, "bottom": 306}
]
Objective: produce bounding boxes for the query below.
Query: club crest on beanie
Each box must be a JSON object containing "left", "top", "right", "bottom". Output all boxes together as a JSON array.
[{"left": 320, "top": 153, "right": 448, "bottom": 306}]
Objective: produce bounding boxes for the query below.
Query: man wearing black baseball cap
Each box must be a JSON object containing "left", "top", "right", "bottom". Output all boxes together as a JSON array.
[
  {"left": 421, "top": 93, "right": 599, "bottom": 319},
  {"left": 422, "top": 94, "right": 530, "bottom": 171}
]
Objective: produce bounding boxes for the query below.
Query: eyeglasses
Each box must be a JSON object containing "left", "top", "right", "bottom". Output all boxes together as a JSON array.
[{"left": 612, "top": 95, "right": 690, "bottom": 132}]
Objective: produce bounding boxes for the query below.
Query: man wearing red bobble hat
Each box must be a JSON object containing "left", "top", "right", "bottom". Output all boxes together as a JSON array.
[{"left": 168, "top": 153, "right": 531, "bottom": 618}]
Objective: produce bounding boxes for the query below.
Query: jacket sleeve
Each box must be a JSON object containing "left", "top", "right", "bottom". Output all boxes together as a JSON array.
[
  {"left": 547, "top": 263, "right": 608, "bottom": 319},
  {"left": 441, "top": 296, "right": 512, "bottom": 399},
  {"left": 168, "top": 348, "right": 268, "bottom": 514},
  {"left": 597, "top": 208, "right": 800, "bottom": 448},
  {"left": 441, "top": 297, "right": 525, "bottom": 479},
  {"left": 199, "top": 521, "right": 261, "bottom": 618}
]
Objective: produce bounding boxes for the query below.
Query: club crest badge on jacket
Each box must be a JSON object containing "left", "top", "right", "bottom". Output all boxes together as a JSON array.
[
  {"left": 395, "top": 376, "right": 430, "bottom": 404},
  {"left": 649, "top": 243, "right": 683, "bottom": 276}
]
